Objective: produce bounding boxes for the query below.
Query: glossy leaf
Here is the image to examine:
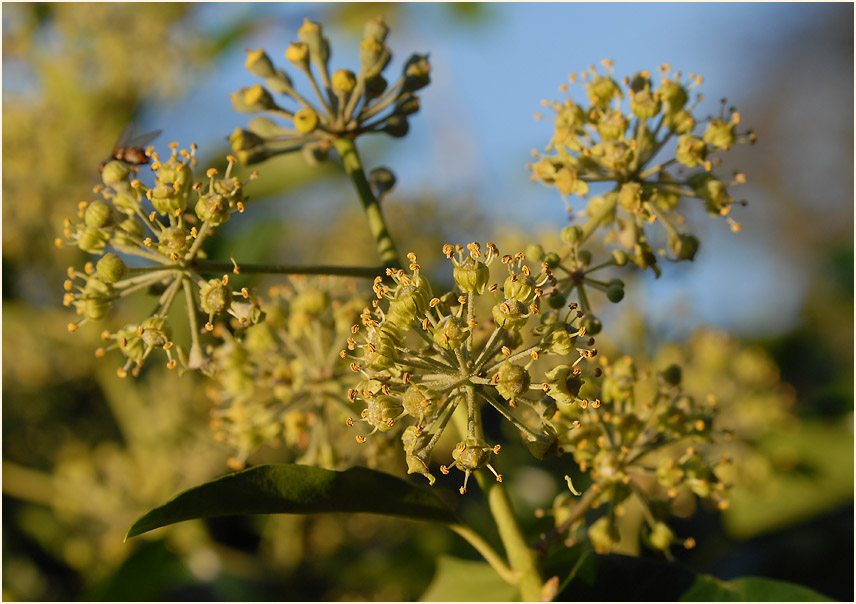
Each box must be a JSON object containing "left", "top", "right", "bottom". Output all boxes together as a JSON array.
[
  {"left": 556, "top": 552, "right": 832, "bottom": 602},
  {"left": 419, "top": 555, "right": 518, "bottom": 602},
  {"left": 126, "top": 464, "right": 458, "bottom": 540}
]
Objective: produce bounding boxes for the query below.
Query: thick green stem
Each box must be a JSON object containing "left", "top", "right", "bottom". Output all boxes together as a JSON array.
[
  {"left": 479, "top": 475, "right": 544, "bottom": 601},
  {"left": 332, "top": 137, "right": 401, "bottom": 267},
  {"left": 449, "top": 524, "right": 516, "bottom": 585}
]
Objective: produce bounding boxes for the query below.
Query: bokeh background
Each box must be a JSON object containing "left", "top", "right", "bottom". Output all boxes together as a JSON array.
[{"left": 2, "top": 2, "right": 852, "bottom": 600}]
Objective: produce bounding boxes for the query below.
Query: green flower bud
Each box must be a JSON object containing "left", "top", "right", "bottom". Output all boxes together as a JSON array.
[
  {"left": 675, "top": 135, "right": 707, "bottom": 168},
  {"left": 587, "top": 75, "right": 620, "bottom": 106},
  {"left": 495, "top": 362, "right": 531, "bottom": 401},
  {"left": 364, "top": 394, "right": 402, "bottom": 432},
  {"left": 577, "top": 249, "right": 592, "bottom": 266},
  {"left": 561, "top": 225, "right": 583, "bottom": 245},
  {"left": 359, "top": 38, "right": 391, "bottom": 77},
  {"left": 580, "top": 313, "right": 602, "bottom": 335},
  {"left": 362, "top": 326, "right": 399, "bottom": 371},
  {"left": 596, "top": 110, "right": 628, "bottom": 141},
  {"left": 245, "top": 48, "right": 276, "bottom": 79},
  {"left": 542, "top": 252, "right": 561, "bottom": 269},
  {"left": 382, "top": 115, "right": 409, "bottom": 138},
  {"left": 117, "top": 326, "right": 145, "bottom": 361},
  {"left": 195, "top": 193, "right": 232, "bottom": 226},
  {"left": 364, "top": 74, "right": 388, "bottom": 99},
  {"left": 525, "top": 243, "right": 545, "bottom": 261},
  {"left": 285, "top": 41, "right": 310, "bottom": 69},
  {"left": 702, "top": 118, "right": 736, "bottom": 150},
  {"left": 369, "top": 167, "right": 396, "bottom": 198},
  {"left": 554, "top": 167, "right": 589, "bottom": 196},
  {"left": 84, "top": 201, "right": 113, "bottom": 228},
  {"left": 294, "top": 108, "right": 319, "bottom": 133},
  {"left": 402, "top": 54, "right": 431, "bottom": 92},
  {"left": 200, "top": 278, "right": 232, "bottom": 315},
  {"left": 265, "top": 69, "right": 294, "bottom": 95},
  {"left": 688, "top": 173, "right": 734, "bottom": 215},
  {"left": 229, "top": 128, "right": 265, "bottom": 152},
  {"left": 612, "top": 249, "right": 628, "bottom": 266},
  {"left": 115, "top": 217, "right": 144, "bottom": 243},
  {"left": 96, "top": 252, "right": 127, "bottom": 283},
  {"left": 101, "top": 161, "right": 131, "bottom": 188},
  {"left": 80, "top": 277, "right": 114, "bottom": 321},
  {"left": 503, "top": 274, "right": 537, "bottom": 305},
  {"left": 660, "top": 364, "right": 682, "bottom": 386},
  {"left": 452, "top": 437, "right": 492, "bottom": 471},
  {"left": 658, "top": 80, "right": 688, "bottom": 110},
  {"left": 150, "top": 182, "right": 184, "bottom": 216},
  {"left": 545, "top": 365, "right": 584, "bottom": 405},
  {"left": 492, "top": 298, "right": 529, "bottom": 331},
  {"left": 401, "top": 384, "right": 440, "bottom": 420},
  {"left": 297, "top": 19, "right": 327, "bottom": 64},
  {"left": 158, "top": 226, "right": 190, "bottom": 257},
  {"left": 648, "top": 522, "right": 675, "bottom": 552},
  {"left": 588, "top": 516, "right": 621, "bottom": 553},
  {"left": 630, "top": 88, "right": 662, "bottom": 120},
  {"left": 668, "top": 233, "right": 700, "bottom": 261},
  {"left": 232, "top": 84, "right": 277, "bottom": 113},
  {"left": 606, "top": 282, "right": 625, "bottom": 303},
  {"left": 78, "top": 225, "right": 110, "bottom": 254},
  {"left": 395, "top": 92, "right": 421, "bottom": 116},
  {"left": 331, "top": 69, "right": 357, "bottom": 94},
  {"left": 364, "top": 16, "right": 389, "bottom": 44},
  {"left": 664, "top": 108, "right": 694, "bottom": 134},
  {"left": 617, "top": 182, "right": 643, "bottom": 211},
  {"left": 545, "top": 324, "right": 576, "bottom": 355},
  {"left": 452, "top": 256, "right": 490, "bottom": 295},
  {"left": 432, "top": 315, "right": 469, "bottom": 350},
  {"left": 387, "top": 277, "right": 432, "bottom": 325},
  {"left": 547, "top": 291, "right": 568, "bottom": 310},
  {"left": 140, "top": 316, "right": 171, "bottom": 348}
]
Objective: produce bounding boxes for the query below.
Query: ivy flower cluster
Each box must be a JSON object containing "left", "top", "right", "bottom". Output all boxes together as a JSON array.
[
  {"left": 530, "top": 61, "right": 754, "bottom": 277},
  {"left": 230, "top": 16, "right": 430, "bottom": 165},
  {"left": 548, "top": 355, "right": 731, "bottom": 556},
  {"left": 342, "top": 244, "right": 600, "bottom": 494},
  {"left": 207, "top": 277, "right": 368, "bottom": 470},
  {"left": 60, "top": 145, "right": 261, "bottom": 378}
]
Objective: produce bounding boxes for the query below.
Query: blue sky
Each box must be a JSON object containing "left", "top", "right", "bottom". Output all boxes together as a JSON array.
[{"left": 150, "top": 2, "right": 849, "bottom": 340}]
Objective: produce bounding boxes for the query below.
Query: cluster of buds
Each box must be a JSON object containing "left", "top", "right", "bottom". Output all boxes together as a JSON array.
[
  {"left": 230, "top": 16, "right": 429, "bottom": 165},
  {"left": 529, "top": 62, "right": 753, "bottom": 276},
  {"left": 547, "top": 353, "right": 733, "bottom": 556},
  {"left": 341, "top": 244, "right": 600, "bottom": 494},
  {"left": 207, "top": 277, "right": 368, "bottom": 470},
  {"left": 60, "top": 144, "right": 262, "bottom": 377}
]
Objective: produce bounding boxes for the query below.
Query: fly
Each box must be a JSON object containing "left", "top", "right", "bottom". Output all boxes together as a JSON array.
[{"left": 99, "top": 124, "right": 162, "bottom": 172}]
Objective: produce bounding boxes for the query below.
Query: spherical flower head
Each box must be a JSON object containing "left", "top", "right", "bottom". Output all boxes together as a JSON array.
[
  {"left": 495, "top": 362, "right": 531, "bottom": 401},
  {"left": 503, "top": 273, "right": 537, "bottom": 305},
  {"left": 658, "top": 79, "right": 688, "bottom": 110},
  {"left": 195, "top": 193, "right": 231, "bottom": 227},
  {"left": 157, "top": 226, "right": 190, "bottom": 257},
  {"left": 545, "top": 365, "right": 584, "bottom": 405},
  {"left": 544, "top": 324, "right": 577, "bottom": 355},
  {"left": 452, "top": 437, "right": 493, "bottom": 471},
  {"left": 630, "top": 87, "right": 662, "bottom": 120},
  {"left": 200, "top": 278, "right": 232, "bottom": 316},
  {"left": 150, "top": 182, "right": 184, "bottom": 216},
  {"left": 596, "top": 110, "right": 629, "bottom": 141}
]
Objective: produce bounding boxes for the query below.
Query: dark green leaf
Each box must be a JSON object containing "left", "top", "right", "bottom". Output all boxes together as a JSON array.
[
  {"left": 555, "top": 552, "right": 832, "bottom": 602},
  {"left": 126, "top": 464, "right": 458, "bottom": 540},
  {"left": 419, "top": 555, "right": 518, "bottom": 602},
  {"left": 682, "top": 575, "right": 834, "bottom": 602}
]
